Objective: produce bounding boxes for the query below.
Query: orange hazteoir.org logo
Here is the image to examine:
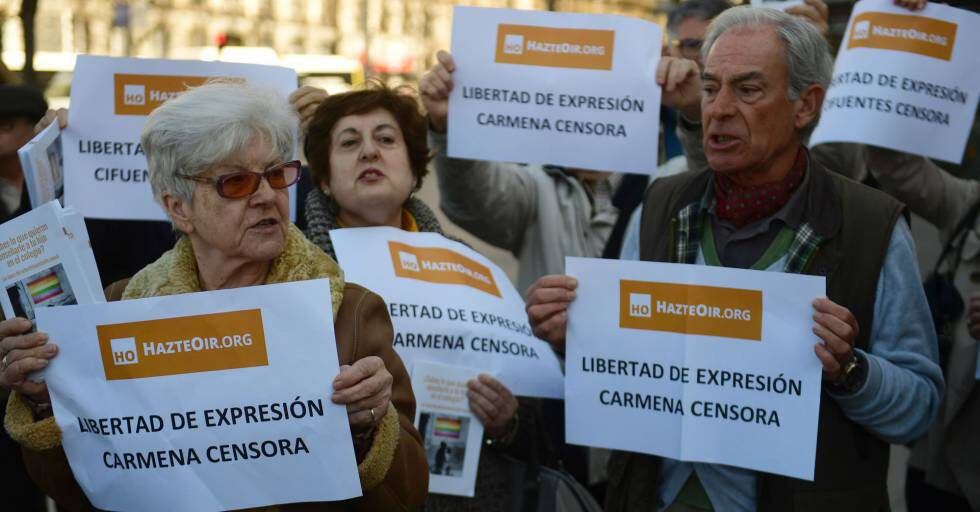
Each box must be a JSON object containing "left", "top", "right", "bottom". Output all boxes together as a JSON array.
[
  {"left": 494, "top": 24, "right": 615, "bottom": 70},
  {"left": 847, "top": 11, "right": 957, "bottom": 61},
  {"left": 619, "top": 280, "right": 762, "bottom": 341},
  {"left": 113, "top": 74, "right": 215, "bottom": 116},
  {"left": 97, "top": 309, "right": 268, "bottom": 381},
  {"left": 388, "top": 241, "right": 501, "bottom": 297}
]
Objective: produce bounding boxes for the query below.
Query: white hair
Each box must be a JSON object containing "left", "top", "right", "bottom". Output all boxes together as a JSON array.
[
  {"left": 141, "top": 80, "right": 298, "bottom": 207},
  {"left": 702, "top": 6, "right": 833, "bottom": 135}
]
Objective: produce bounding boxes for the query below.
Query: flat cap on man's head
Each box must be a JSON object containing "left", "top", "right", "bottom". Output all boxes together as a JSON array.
[{"left": 0, "top": 85, "right": 48, "bottom": 123}]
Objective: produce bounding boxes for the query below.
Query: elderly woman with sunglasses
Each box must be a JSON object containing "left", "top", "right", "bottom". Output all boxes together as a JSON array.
[{"left": 0, "top": 81, "right": 427, "bottom": 511}]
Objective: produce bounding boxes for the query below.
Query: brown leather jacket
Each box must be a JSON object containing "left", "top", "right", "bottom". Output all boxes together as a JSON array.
[{"left": 16, "top": 280, "right": 428, "bottom": 512}]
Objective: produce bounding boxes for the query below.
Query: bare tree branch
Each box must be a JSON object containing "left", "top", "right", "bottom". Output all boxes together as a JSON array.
[{"left": 20, "top": 0, "right": 38, "bottom": 88}]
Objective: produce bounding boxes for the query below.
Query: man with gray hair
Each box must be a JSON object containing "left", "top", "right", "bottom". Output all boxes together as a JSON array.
[
  {"left": 525, "top": 6, "right": 943, "bottom": 511},
  {"left": 663, "top": 0, "right": 872, "bottom": 185}
]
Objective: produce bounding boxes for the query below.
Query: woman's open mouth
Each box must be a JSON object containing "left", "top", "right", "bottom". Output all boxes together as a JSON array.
[
  {"left": 358, "top": 168, "right": 385, "bottom": 182},
  {"left": 250, "top": 218, "right": 279, "bottom": 230}
]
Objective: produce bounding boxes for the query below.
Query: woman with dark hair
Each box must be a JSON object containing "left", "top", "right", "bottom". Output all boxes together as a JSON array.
[
  {"left": 300, "top": 81, "right": 440, "bottom": 257},
  {"left": 297, "top": 83, "right": 531, "bottom": 511}
]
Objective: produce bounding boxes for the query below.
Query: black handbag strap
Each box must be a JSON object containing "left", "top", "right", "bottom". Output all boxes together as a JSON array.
[
  {"left": 521, "top": 398, "right": 575, "bottom": 512},
  {"left": 933, "top": 197, "right": 980, "bottom": 276}
]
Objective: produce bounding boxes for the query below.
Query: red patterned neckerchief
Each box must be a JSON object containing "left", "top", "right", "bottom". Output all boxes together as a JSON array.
[{"left": 714, "top": 148, "right": 807, "bottom": 229}]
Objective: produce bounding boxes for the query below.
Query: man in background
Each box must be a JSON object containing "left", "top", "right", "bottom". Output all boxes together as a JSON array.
[
  {"left": 0, "top": 85, "right": 46, "bottom": 224},
  {"left": 0, "top": 84, "right": 47, "bottom": 512}
]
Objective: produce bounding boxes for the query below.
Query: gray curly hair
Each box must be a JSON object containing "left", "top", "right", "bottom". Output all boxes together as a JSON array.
[
  {"left": 141, "top": 80, "right": 297, "bottom": 209},
  {"left": 702, "top": 6, "right": 833, "bottom": 135}
]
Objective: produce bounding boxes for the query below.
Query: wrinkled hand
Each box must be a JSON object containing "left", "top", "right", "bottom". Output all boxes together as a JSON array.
[
  {"left": 35, "top": 108, "right": 68, "bottom": 135},
  {"left": 893, "top": 0, "right": 927, "bottom": 11},
  {"left": 812, "top": 298, "right": 859, "bottom": 381},
  {"left": 467, "top": 374, "right": 518, "bottom": 439},
  {"left": 332, "top": 355, "right": 392, "bottom": 434},
  {"left": 289, "top": 86, "right": 328, "bottom": 134},
  {"left": 967, "top": 294, "right": 980, "bottom": 340},
  {"left": 786, "top": 0, "right": 830, "bottom": 37},
  {"left": 0, "top": 318, "right": 55, "bottom": 405},
  {"left": 525, "top": 275, "right": 578, "bottom": 353},
  {"left": 419, "top": 50, "right": 455, "bottom": 133},
  {"left": 657, "top": 57, "right": 702, "bottom": 124}
]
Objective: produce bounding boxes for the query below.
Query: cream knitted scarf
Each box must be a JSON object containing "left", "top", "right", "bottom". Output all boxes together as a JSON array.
[{"left": 122, "top": 224, "right": 345, "bottom": 317}]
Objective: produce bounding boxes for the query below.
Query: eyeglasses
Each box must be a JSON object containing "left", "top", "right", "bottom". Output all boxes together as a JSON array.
[{"left": 177, "top": 160, "right": 302, "bottom": 199}]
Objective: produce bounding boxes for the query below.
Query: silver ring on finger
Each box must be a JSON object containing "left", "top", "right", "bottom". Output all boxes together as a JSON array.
[
  {"left": 369, "top": 407, "right": 376, "bottom": 423},
  {"left": 1, "top": 354, "right": 8, "bottom": 371}
]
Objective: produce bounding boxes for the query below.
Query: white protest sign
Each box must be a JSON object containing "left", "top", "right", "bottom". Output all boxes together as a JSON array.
[
  {"left": 413, "top": 361, "right": 485, "bottom": 497},
  {"left": 331, "top": 227, "right": 563, "bottom": 398},
  {"left": 18, "top": 122, "right": 64, "bottom": 208},
  {"left": 810, "top": 0, "right": 980, "bottom": 163},
  {"left": 564, "top": 257, "right": 825, "bottom": 480},
  {"left": 64, "top": 55, "right": 299, "bottom": 220},
  {"left": 448, "top": 6, "right": 661, "bottom": 174},
  {"left": 37, "top": 280, "right": 361, "bottom": 511}
]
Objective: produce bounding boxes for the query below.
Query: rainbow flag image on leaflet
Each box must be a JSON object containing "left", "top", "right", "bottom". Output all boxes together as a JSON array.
[
  {"left": 28, "top": 271, "right": 65, "bottom": 304},
  {"left": 7, "top": 264, "right": 77, "bottom": 320},
  {"left": 434, "top": 417, "right": 462, "bottom": 438},
  {"left": 412, "top": 361, "right": 484, "bottom": 496}
]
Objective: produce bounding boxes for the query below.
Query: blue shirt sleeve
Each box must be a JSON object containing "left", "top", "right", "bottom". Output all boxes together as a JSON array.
[
  {"left": 829, "top": 220, "right": 944, "bottom": 444},
  {"left": 620, "top": 206, "right": 643, "bottom": 261}
]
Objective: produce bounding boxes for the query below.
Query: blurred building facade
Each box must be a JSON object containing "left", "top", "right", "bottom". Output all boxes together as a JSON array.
[{"left": 1, "top": 0, "right": 676, "bottom": 78}]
